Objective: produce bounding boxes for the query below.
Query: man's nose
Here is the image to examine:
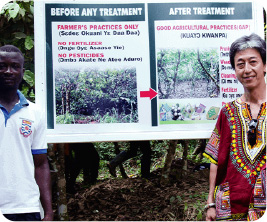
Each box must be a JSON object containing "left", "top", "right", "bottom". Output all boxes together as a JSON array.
[
  {"left": 244, "top": 62, "right": 252, "bottom": 73},
  {"left": 4, "top": 65, "right": 12, "bottom": 74}
]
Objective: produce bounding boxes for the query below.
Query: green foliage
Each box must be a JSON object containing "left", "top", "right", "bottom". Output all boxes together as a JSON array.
[
  {"left": 24, "top": 35, "right": 34, "bottom": 50},
  {"left": 94, "top": 142, "right": 120, "bottom": 160},
  {"left": 55, "top": 68, "right": 138, "bottom": 124},
  {"left": 157, "top": 48, "right": 219, "bottom": 99},
  {"left": 23, "top": 69, "right": 34, "bottom": 86},
  {"left": 184, "top": 191, "right": 208, "bottom": 221},
  {"left": 93, "top": 141, "right": 168, "bottom": 179},
  {"left": 94, "top": 139, "right": 208, "bottom": 180},
  {"left": 56, "top": 113, "right": 75, "bottom": 124},
  {"left": 169, "top": 190, "right": 208, "bottom": 221},
  {"left": 94, "top": 140, "right": 209, "bottom": 179},
  {"left": 0, "top": 0, "right": 35, "bottom": 101}
]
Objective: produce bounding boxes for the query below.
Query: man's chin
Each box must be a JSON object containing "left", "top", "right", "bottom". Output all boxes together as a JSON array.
[{"left": 0, "top": 85, "right": 18, "bottom": 91}]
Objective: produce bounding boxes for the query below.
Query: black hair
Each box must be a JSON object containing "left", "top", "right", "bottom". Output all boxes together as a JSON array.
[
  {"left": 0, "top": 45, "right": 24, "bottom": 63},
  {"left": 229, "top": 33, "right": 266, "bottom": 69}
]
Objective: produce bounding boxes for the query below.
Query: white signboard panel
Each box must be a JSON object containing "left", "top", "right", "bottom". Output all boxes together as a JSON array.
[{"left": 33, "top": 0, "right": 265, "bottom": 143}]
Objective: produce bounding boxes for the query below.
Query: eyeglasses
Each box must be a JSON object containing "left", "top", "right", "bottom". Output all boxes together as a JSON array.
[{"left": 247, "top": 119, "right": 258, "bottom": 147}]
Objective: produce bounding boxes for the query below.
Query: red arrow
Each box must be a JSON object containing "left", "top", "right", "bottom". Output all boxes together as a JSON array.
[{"left": 140, "top": 88, "right": 158, "bottom": 100}]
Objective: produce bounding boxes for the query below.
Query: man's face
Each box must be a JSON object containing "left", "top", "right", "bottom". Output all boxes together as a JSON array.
[
  {"left": 234, "top": 48, "right": 266, "bottom": 90},
  {"left": 0, "top": 51, "right": 24, "bottom": 90}
]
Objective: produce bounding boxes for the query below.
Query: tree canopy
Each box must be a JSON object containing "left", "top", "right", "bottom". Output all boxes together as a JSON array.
[{"left": 0, "top": 0, "right": 34, "bottom": 100}]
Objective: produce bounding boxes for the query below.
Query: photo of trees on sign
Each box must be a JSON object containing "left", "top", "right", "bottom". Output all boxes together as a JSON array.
[
  {"left": 55, "top": 68, "right": 138, "bottom": 124},
  {"left": 157, "top": 48, "right": 220, "bottom": 99}
]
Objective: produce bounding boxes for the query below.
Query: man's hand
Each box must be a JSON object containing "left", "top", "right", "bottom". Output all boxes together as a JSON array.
[
  {"left": 42, "top": 212, "right": 54, "bottom": 221},
  {"left": 206, "top": 207, "right": 216, "bottom": 221}
]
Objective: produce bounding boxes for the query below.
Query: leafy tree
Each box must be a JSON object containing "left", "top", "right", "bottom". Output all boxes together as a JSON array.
[
  {"left": 55, "top": 68, "right": 138, "bottom": 124},
  {"left": 0, "top": 0, "right": 34, "bottom": 101},
  {"left": 157, "top": 48, "right": 219, "bottom": 99}
]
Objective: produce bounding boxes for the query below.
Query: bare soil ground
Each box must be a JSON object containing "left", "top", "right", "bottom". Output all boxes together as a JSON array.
[
  {"left": 53, "top": 159, "right": 210, "bottom": 221},
  {"left": 159, "top": 80, "right": 219, "bottom": 99}
]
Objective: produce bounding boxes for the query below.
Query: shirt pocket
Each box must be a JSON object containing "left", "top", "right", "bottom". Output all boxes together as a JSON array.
[
  {"left": 215, "top": 182, "right": 232, "bottom": 220},
  {"left": 253, "top": 170, "right": 266, "bottom": 209}
]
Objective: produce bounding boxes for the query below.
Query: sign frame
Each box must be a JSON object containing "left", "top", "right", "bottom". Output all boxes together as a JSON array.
[{"left": 34, "top": 0, "right": 265, "bottom": 143}]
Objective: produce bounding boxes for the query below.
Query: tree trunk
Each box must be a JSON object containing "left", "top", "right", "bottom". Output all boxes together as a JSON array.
[
  {"left": 160, "top": 140, "right": 177, "bottom": 185},
  {"left": 113, "top": 142, "right": 128, "bottom": 179},
  {"left": 66, "top": 88, "right": 70, "bottom": 114},
  {"left": 192, "top": 139, "right": 206, "bottom": 160},
  {"left": 197, "top": 49, "right": 219, "bottom": 91},
  {"left": 47, "top": 144, "right": 57, "bottom": 174},
  {"left": 56, "top": 144, "right": 69, "bottom": 221},
  {"left": 173, "top": 50, "right": 181, "bottom": 93},
  {"left": 61, "top": 85, "right": 65, "bottom": 115},
  {"left": 181, "top": 140, "right": 189, "bottom": 177}
]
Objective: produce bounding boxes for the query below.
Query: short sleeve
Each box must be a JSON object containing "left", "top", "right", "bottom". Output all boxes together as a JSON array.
[
  {"left": 204, "top": 127, "right": 220, "bottom": 165},
  {"left": 31, "top": 105, "right": 47, "bottom": 154},
  {"left": 203, "top": 109, "right": 225, "bottom": 165}
]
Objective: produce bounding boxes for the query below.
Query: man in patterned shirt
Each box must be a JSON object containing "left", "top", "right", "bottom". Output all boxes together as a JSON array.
[{"left": 204, "top": 33, "right": 266, "bottom": 221}]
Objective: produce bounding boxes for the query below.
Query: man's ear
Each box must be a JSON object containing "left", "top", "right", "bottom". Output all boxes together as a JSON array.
[{"left": 21, "top": 68, "right": 25, "bottom": 81}]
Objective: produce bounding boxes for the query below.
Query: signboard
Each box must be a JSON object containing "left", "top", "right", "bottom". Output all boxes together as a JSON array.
[{"left": 34, "top": 0, "right": 264, "bottom": 143}]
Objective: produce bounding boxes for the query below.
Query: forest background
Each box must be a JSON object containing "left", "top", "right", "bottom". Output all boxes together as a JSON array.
[{"left": 0, "top": 0, "right": 266, "bottom": 221}]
